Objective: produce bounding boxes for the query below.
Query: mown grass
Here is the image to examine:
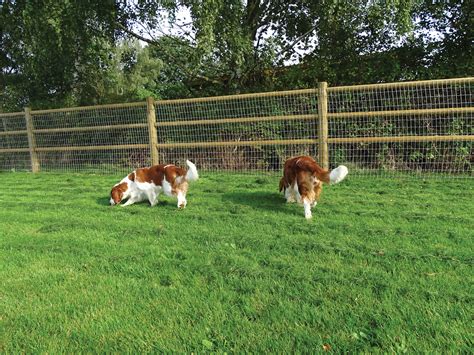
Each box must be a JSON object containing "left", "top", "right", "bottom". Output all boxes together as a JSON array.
[{"left": 0, "top": 171, "right": 472, "bottom": 352}]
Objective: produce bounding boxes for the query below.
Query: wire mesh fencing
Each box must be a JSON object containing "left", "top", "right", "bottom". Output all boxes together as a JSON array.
[
  {"left": 0, "top": 77, "right": 472, "bottom": 177},
  {"left": 155, "top": 89, "right": 320, "bottom": 172},
  {"left": 327, "top": 78, "right": 473, "bottom": 176},
  {"left": 0, "top": 112, "right": 31, "bottom": 171},
  {"left": 1, "top": 103, "right": 150, "bottom": 173}
]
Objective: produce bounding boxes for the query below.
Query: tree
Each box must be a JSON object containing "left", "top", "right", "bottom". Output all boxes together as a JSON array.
[
  {"left": 118, "top": 1, "right": 428, "bottom": 91},
  {"left": 1, "top": 0, "right": 472, "bottom": 110},
  {"left": 119, "top": 0, "right": 472, "bottom": 93},
  {"left": 0, "top": 0, "right": 117, "bottom": 110},
  {"left": 418, "top": 0, "right": 473, "bottom": 78}
]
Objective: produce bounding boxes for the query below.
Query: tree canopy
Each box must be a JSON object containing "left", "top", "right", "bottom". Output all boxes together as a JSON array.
[{"left": 0, "top": 0, "right": 472, "bottom": 110}]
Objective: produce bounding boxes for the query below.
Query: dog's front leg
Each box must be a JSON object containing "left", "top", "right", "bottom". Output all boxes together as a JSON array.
[
  {"left": 177, "top": 191, "right": 187, "bottom": 209},
  {"left": 303, "top": 198, "right": 312, "bottom": 219},
  {"left": 121, "top": 197, "right": 138, "bottom": 207}
]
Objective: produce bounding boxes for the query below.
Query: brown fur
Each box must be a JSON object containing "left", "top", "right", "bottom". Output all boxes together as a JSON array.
[
  {"left": 111, "top": 182, "right": 129, "bottom": 204},
  {"left": 110, "top": 164, "right": 191, "bottom": 207},
  {"left": 279, "top": 156, "right": 330, "bottom": 204},
  {"left": 134, "top": 164, "right": 189, "bottom": 196}
]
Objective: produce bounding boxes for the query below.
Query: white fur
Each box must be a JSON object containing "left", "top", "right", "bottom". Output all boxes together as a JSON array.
[
  {"left": 285, "top": 183, "right": 303, "bottom": 204},
  {"left": 282, "top": 184, "right": 314, "bottom": 219},
  {"left": 185, "top": 160, "right": 199, "bottom": 182},
  {"left": 329, "top": 165, "right": 349, "bottom": 184},
  {"left": 281, "top": 164, "right": 348, "bottom": 219},
  {"left": 120, "top": 176, "right": 153, "bottom": 206},
  {"left": 161, "top": 176, "right": 173, "bottom": 197},
  {"left": 112, "top": 160, "right": 199, "bottom": 208},
  {"left": 303, "top": 198, "right": 312, "bottom": 219},
  {"left": 177, "top": 190, "right": 187, "bottom": 208},
  {"left": 285, "top": 186, "right": 296, "bottom": 203},
  {"left": 110, "top": 174, "right": 136, "bottom": 206},
  {"left": 118, "top": 179, "right": 163, "bottom": 207},
  {"left": 292, "top": 183, "right": 302, "bottom": 203}
]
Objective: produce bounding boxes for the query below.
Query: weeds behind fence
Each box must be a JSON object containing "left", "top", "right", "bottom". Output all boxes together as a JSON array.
[{"left": 1, "top": 78, "right": 472, "bottom": 176}]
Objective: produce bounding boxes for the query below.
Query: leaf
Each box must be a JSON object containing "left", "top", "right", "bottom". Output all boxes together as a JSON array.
[
  {"left": 202, "top": 339, "right": 213, "bottom": 349},
  {"left": 322, "top": 343, "right": 331, "bottom": 351}
]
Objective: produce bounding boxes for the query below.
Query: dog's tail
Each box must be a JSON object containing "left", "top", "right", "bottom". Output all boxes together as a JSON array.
[
  {"left": 312, "top": 165, "right": 349, "bottom": 185},
  {"left": 296, "top": 158, "right": 348, "bottom": 185},
  {"left": 328, "top": 165, "right": 349, "bottom": 184},
  {"left": 185, "top": 160, "right": 199, "bottom": 182}
]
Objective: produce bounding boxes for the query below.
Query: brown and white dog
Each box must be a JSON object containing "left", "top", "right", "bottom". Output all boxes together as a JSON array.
[
  {"left": 279, "top": 156, "right": 348, "bottom": 219},
  {"left": 110, "top": 160, "right": 199, "bottom": 208}
]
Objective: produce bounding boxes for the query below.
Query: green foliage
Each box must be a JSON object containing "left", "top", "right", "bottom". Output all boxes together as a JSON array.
[
  {"left": 102, "top": 40, "right": 164, "bottom": 102},
  {"left": 0, "top": 1, "right": 472, "bottom": 108},
  {"left": 0, "top": 0, "right": 117, "bottom": 110},
  {"left": 0, "top": 172, "right": 472, "bottom": 352}
]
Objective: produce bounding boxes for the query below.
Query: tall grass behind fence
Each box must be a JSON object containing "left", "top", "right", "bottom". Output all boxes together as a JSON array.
[
  {"left": 155, "top": 89, "right": 320, "bottom": 171},
  {"left": 328, "top": 79, "right": 473, "bottom": 175},
  {"left": 0, "top": 77, "right": 473, "bottom": 176}
]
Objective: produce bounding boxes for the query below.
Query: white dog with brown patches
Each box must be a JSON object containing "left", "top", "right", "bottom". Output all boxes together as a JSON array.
[
  {"left": 279, "top": 156, "right": 348, "bottom": 219},
  {"left": 110, "top": 160, "right": 199, "bottom": 208}
]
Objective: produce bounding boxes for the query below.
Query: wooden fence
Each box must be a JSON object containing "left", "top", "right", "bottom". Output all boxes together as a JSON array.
[{"left": 0, "top": 77, "right": 473, "bottom": 176}]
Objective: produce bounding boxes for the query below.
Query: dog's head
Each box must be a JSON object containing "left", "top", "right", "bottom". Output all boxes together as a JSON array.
[{"left": 110, "top": 182, "right": 128, "bottom": 206}]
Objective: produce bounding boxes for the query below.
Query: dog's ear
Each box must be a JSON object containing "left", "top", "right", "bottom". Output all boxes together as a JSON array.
[
  {"left": 111, "top": 186, "right": 121, "bottom": 204},
  {"left": 111, "top": 182, "right": 128, "bottom": 204}
]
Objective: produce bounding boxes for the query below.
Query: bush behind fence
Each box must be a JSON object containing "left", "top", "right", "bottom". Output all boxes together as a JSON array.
[{"left": 0, "top": 78, "right": 473, "bottom": 176}]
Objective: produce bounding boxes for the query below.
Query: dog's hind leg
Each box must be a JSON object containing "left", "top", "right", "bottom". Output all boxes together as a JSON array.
[
  {"left": 311, "top": 182, "right": 323, "bottom": 207},
  {"left": 146, "top": 190, "right": 158, "bottom": 207},
  {"left": 285, "top": 187, "right": 297, "bottom": 203}
]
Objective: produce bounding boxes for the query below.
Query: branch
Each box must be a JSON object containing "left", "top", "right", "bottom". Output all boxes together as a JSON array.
[
  {"left": 254, "top": 23, "right": 271, "bottom": 61},
  {"left": 274, "top": 24, "right": 318, "bottom": 60},
  {"left": 116, "top": 22, "right": 223, "bottom": 85},
  {"left": 173, "top": 22, "right": 196, "bottom": 42},
  {"left": 116, "top": 22, "right": 159, "bottom": 46}
]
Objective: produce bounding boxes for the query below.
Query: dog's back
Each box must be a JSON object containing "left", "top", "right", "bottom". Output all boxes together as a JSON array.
[{"left": 280, "top": 156, "right": 348, "bottom": 218}]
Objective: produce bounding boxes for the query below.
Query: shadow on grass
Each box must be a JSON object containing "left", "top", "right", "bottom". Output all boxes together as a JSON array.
[
  {"left": 96, "top": 197, "right": 111, "bottom": 206},
  {"left": 95, "top": 196, "right": 168, "bottom": 207},
  {"left": 223, "top": 191, "right": 302, "bottom": 216}
]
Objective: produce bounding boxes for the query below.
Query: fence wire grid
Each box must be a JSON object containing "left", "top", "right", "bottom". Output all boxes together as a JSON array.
[{"left": 0, "top": 77, "right": 473, "bottom": 177}]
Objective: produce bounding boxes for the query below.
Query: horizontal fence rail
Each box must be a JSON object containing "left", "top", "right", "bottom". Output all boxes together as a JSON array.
[{"left": 0, "top": 77, "right": 472, "bottom": 176}]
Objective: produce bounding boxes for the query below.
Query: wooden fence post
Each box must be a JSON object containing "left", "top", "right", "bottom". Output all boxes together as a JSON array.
[
  {"left": 146, "top": 97, "right": 159, "bottom": 165},
  {"left": 317, "top": 82, "right": 329, "bottom": 169},
  {"left": 24, "top": 107, "right": 40, "bottom": 172}
]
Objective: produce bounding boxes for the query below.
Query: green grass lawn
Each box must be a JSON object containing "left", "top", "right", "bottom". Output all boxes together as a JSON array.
[{"left": 0, "top": 171, "right": 472, "bottom": 352}]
